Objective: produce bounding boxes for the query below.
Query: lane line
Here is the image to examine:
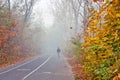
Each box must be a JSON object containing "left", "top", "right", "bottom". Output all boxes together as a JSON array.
[
  {"left": 22, "top": 56, "right": 52, "bottom": 80},
  {"left": 0, "top": 55, "right": 43, "bottom": 75}
]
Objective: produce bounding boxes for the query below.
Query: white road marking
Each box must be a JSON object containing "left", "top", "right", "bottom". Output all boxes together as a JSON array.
[
  {"left": 0, "top": 55, "right": 42, "bottom": 75},
  {"left": 42, "top": 72, "right": 52, "bottom": 74},
  {"left": 22, "top": 56, "right": 52, "bottom": 80},
  {"left": 17, "top": 69, "right": 31, "bottom": 71},
  {"left": 39, "top": 72, "right": 73, "bottom": 76}
]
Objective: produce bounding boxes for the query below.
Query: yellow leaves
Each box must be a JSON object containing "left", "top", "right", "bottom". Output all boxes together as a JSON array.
[
  {"left": 107, "top": 11, "right": 114, "bottom": 18},
  {"left": 89, "top": 37, "right": 101, "bottom": 44},
  {"left": 111, "top": 30, "right": 119, "bottom": 41},
  {"left": 86, "top": 54, "right": 91, "bottom": 60},
  {"left": 102, "top": 37, "right": 108, "bottom": 41},
  {"left": 116, "top": 14, "right": 120, "bottom": 18},
  {"left": 79, "top": 0, "right": 120, "bottom": 79}
]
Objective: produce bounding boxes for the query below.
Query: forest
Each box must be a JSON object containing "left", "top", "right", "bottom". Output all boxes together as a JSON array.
[
  {"left": 0, "top": 0, "right": 41, "bottom": 68},
  {"left": 0, "top": 0, "right": 120, "bottom": 80}
]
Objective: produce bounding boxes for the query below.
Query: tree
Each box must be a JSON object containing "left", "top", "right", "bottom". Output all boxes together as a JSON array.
[
  {"left": 81, "top": 0, "right": 120, "bottom": 79},
  {"left": 0, "top": 0, "right": 42, "bottom": 65}
]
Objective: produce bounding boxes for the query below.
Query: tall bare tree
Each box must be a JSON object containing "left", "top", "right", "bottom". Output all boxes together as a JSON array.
[
  {"left": 12, "top": 0, "right": 38, "bottom": 22},
  {"left": 7, "top": 0, "right": 11, "bottom": 11},
  {"left": 24, "top": 0, "right": 35, "bottom": 22},
  {"left": 51, "top": 0, "right": 93, "bottom": 42}
]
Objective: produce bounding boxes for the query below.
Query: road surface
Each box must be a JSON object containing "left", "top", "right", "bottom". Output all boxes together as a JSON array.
[{"left": 0, "top": 54, "right": 74, "bottom": 80}]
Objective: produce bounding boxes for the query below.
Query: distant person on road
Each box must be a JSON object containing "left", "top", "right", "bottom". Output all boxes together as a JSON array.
[{"left": 57, "top": 47, "right": 61, "bottom": 57}]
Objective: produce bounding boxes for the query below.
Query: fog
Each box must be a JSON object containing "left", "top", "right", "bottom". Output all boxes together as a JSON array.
[
  {"left": 30, "top": 0, "right": 76, "bottom": 56},
  {"left": 29, "top": 0, "right": 59, "bottom": 55},
  {"left": 32, "top": 26, "right": 66, "bottom": 55}
]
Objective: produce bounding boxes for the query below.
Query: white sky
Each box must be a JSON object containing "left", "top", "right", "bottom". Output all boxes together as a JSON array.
[{"left": 33, "top": 0, "right": 54, "bottom": 28}]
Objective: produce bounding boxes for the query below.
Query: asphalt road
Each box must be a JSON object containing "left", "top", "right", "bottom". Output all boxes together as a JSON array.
[{"left": 0, "top": 54, "right": 74, "bottom": 80}]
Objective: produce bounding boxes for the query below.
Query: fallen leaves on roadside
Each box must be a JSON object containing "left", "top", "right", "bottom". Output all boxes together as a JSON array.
[{"left": 64, "top": 54, "right": 88, "bottom": 80}]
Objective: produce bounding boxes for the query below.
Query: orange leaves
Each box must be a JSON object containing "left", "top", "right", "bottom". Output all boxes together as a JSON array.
[
  {"left": 113, "top": 74, "right": 120, "bottom": 80},
  {"left": 0, "top": 0, "right": 34, "bottom": 68},
  {"left": 93, "top": 0, "right": 103, "bottom": 2},
  {"left": 12, "top": 19, "right": 18, "bottom": 27},
  {"left": 10, "top": 30, "right": 17, "bottom": 37},
  {"left": 0, "top": 40, "right": 2, "bottom": 46},
  {"left": 0, "top": 27, "right": 17, "bottom": 47},
  {"left": 65, "top": 54, "right": 88, "bottom": 80},
  {"left": 0, "top": 28, "right": 9, "bottom": 47},
  {"left": 112, "top": 0, "right": 120, "bottom": 5}
]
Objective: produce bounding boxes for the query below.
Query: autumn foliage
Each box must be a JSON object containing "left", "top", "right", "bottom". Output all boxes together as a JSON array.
[
  {"left": 72, "top": 0, "right": 120, "bottom": 80},
  {"left": 93, "top": 0, "right": 103, "bottom": 2},
  {"left": 0, "top": 0, "right": 35, "bottom": 67}
]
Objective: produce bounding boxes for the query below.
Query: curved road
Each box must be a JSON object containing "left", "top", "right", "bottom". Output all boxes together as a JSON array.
[{"left": 0, "top": 54, "right": 74, "bottom": 80}]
